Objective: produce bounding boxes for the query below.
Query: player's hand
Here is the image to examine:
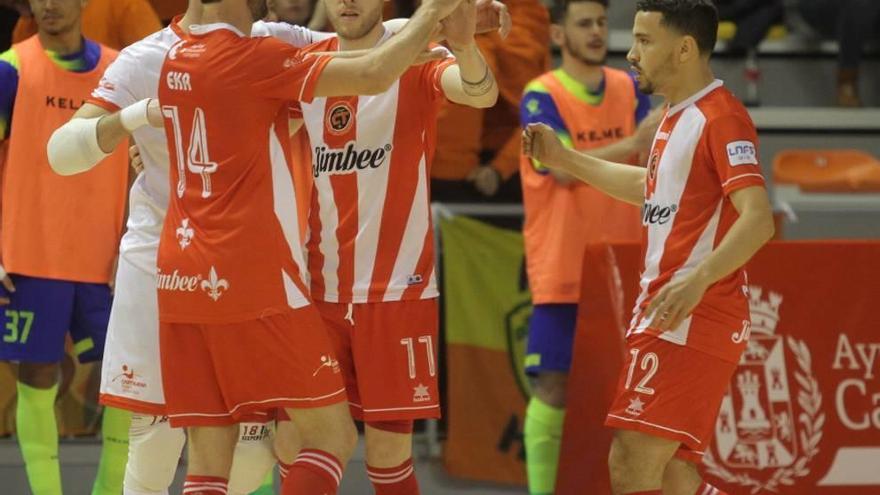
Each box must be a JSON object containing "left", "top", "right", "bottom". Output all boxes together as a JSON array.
[
  {"left": 423, "top": 0, "right": 465, "bottom": 21},
  {"left": 634, "top": 106, "right": 664, "bottom": 152},
  {"left": 475, "top": 0, "right": 511, "bottom": 39},
  {"left": 147, "top": 98, "right": 163, "bottom": 128},
  {"left": 645, "top": 271, "right": 711, "bottom": 332},
  {"left": 523, "top": 123, "right": 565, "bottom": 166},
  {"left": 129, "top": 144, "right": 144, "bottom": 174},
  {"left": 413, "top": 46, "right": 450, "bottom": 65},
  {"left": 467, "top": 165, "right": 501, "bottom": 197},
  {"left": 0, "top": 264, "right": 15, "bottom": 306},
  {"left": 440, "top": 0, "right": 477, "bottom": 50}
]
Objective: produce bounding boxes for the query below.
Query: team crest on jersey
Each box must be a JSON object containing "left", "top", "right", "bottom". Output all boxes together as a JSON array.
[
  {"left": 326, "top": 102, "right": 354, "bottom": 135},
  {"left": 648, "top": 150, "right": 660, "bottom": 181},
  {"left": 704, "top": 287, "right": 824, "bottom": 492}
]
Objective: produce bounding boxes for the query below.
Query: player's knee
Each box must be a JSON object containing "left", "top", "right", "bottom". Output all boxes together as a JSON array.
[
  {"left": 126, "top": 415, "right": 186, "bottom": 492},
  {"left": 292, "top": 405, "right": 357, "bottom": 462},
  {"left": 17, "top": 362, "right": 60, "bottom": 389},
  {"left": 608, "top": 431, "right": 674, "bottom": 492},
  {"left": 364, "top": 422, "right": 414, "bottom": 466},
  {"left": 273, "top": 419, "right": 300, "bottom": 464},
  {"left": 532, "top": 372, "right": 569, "bottom": 408},
  {"left": 662, "top": 457, "right": 701, "bottom": 495}
]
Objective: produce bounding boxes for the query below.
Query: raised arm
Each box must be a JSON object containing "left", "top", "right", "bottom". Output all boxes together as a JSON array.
[
  {"left": 522, "top": 122, "right": 647, "bottom": 205},
  {"left": 313, "top": 0, "right": 463, "bottom": 97},
  {"left": 438, "top": 0, "right": 499, "bottom": 109}
]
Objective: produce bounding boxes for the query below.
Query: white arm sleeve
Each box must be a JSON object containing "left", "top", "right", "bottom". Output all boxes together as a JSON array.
[{"left": 47, "top": 117, "right": 109, "bottom": 176}]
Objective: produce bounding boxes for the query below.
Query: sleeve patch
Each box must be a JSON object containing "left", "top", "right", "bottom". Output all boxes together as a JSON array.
[{"left": 726, "top": 140, "right": 758, "bottom": 166}]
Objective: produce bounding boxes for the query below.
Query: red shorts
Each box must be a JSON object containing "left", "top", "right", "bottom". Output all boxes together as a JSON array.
[
  {"left": 605, "top": 333, "right": 738, "bottom": 464},
  {"left": 160, "top": 307, "right": 347, "bottom": 427},
  {"left": 315, "top": 299, "right": 440, "bottom": 422}
]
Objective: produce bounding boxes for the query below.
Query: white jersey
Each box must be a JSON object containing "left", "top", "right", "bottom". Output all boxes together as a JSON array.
[
  {"left": 94, "top": 19, "right": 329, "bottom": 412},
  {"left": 89, "top": 20, "right": 328, "bottom": 274}
]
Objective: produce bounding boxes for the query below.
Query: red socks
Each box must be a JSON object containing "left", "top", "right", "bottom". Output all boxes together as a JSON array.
[
  {"left": 278, "top": 459, "right": 293, "bottom": 483},
  {"left": 183, "top": 475, "right": 227, "bottom": 494},
  {"left": 698, "top": 482, "right": 729, "bottom": 495},
  {"left": 281, "top": 449, "right": 343, "bottom": 495},
  {"left": 367, "top": 458, "right": 419, "bottom": 494},
  {"left": 624, "top": 482, "right": 726, "bottom": 495}
]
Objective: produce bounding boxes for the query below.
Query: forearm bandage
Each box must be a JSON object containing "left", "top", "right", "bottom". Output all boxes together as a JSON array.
[
  {"left": 119, "top": 98, "right": 152, "bottom": 132},
  {"left": 47, "top": 117, "right": 108, "bottom": 176}
]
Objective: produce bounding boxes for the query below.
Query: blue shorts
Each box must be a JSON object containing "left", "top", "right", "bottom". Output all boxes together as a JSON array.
[
  {"left": 524, "top": 303, "right": 578, "bottom": 375},
  {"left": 0, "top": 274, "right": 111, "bottom": 364}
]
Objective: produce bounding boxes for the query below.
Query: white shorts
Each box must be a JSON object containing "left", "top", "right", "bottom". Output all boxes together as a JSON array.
[{"left": 100, "top": 252, "right": 165, "bottom": 415}]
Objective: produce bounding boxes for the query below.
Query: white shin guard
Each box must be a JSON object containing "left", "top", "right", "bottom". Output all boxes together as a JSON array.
[
  {"left": 228, "top": 422, "right": 278, "bottom": 495},
  {"left": 123, "top": 414, "right": 186, "bottom": 495}
]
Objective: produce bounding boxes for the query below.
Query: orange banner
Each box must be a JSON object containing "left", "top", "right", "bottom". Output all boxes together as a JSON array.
[{"left": 558, "top": 241, "right": 880, "bottom": 494}]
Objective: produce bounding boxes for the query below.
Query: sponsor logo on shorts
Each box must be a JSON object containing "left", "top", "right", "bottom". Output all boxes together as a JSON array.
[
  {"left": 413, "top": 383, "right": 431, "bottom": 403},
  {"left": 625, "top": 396, "right": 645, "bottom": 416},
  {"left": 406, "top": 274, "right": 424, "bottom": 286},
  {"left": 726, "top": 140, "right": 758, "bottom": 167},
  {"left": 176, "top": 218, "right": 194, "bottom": 250},
  {"left": 312, "top": 355, "right": 340, "bottom": 377},
  {"left": 112, "top": 365, "right": 147, "bottom": 395}
]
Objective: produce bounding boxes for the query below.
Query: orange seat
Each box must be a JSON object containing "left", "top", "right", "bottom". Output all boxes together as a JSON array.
[{"left": 773, "top": 149, "right": 880, "bottom": 192}]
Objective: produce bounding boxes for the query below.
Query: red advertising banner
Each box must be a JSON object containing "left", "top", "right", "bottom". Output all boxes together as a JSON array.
[{"left": 558, "top": 241, "right": 880, "bottom": 494}]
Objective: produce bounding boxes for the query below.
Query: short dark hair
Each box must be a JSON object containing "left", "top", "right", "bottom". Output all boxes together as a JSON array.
[
  {"left": 635, "top": 0, "right": 718, "bottom": 55},
  {"left": 552, "top": 0, "right": 609, "bottom": 24}
]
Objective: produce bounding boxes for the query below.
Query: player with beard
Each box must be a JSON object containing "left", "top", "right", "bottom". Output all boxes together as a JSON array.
[
  {"left": 524, "top": 1, "right": 775, "bottom": 494},
  {"left": 0, "top": 0, "right": 130, "bottom": 493},
  {"left": 518, "top": 1, "right": 659, "bottom": 493},
  {"left": 152, "top": 0, "right": 467, "bottom": 492},
  {"left": 286, "top": 0, "right": 497, "bottom": 492},
  {"left": 47, "top": 0, "right": 508, "bottom": 491}
]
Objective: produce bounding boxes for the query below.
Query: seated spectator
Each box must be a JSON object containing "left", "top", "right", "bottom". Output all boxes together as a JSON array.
[
  {"left": 431, "top": 0, "right": 550, "bottom": 203},
  {"left": 798, "top": 0, "right": 880, "bottom": 107},
  {"left": 12, "top": 0, "right": 161, "bottom": 50},
  {"left": 716, "top": 0, "right": 784, "bottom": 55}
]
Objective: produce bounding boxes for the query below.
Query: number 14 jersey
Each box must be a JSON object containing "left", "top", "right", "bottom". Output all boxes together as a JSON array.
[{"left": 156, "top": 23, "right": 331, "bottom": 324}]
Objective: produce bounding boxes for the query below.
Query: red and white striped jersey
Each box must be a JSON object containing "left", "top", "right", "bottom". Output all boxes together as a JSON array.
[
  {"left": 628, "top": 80, "right": 766, "bottom": 363},
  {"left": 295, "top": 33, "right": 455, "bottom": 303}
]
